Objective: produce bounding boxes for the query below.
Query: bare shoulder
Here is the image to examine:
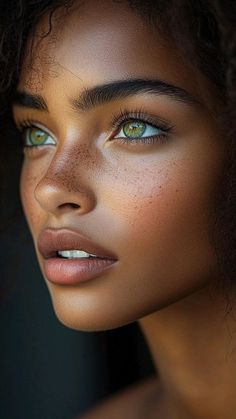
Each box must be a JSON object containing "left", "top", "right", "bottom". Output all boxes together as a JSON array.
[{"left": 80, "top": 375, "right": 162, "bottom": 419}]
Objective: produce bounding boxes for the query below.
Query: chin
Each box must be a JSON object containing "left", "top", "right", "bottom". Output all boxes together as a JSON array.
[
  {"left": 45, "top": 267, "right": 216, "bottom": 332},
  {"left": 48, "top": 287, "right": 138, "bottom": 332},
  {"left": 52, "top": 303, "right": 136, "bottom": 332}
]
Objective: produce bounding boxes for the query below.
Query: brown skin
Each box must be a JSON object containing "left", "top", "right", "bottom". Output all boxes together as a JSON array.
[{"left": 12, "top": 1, "right": 236, "bottom": 418}]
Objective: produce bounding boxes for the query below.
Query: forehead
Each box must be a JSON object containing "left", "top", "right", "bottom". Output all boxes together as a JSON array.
[
  {"left": 21, "top": 1, "right": 166, "bottom": 82},
  {"left": 19, "top": 0, "right": 213, "bottom": 110}
]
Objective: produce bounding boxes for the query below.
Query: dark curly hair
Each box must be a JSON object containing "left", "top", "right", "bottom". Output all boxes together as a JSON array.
[{"left": 0, "top": 0, "right": 235, "bottom": 293}]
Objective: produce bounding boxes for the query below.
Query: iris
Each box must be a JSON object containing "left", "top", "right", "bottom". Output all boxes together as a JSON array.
[{"left": 123, "top": 120, "right": 146, "bottom": 139}]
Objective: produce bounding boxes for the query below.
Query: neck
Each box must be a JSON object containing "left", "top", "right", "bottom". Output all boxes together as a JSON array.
[{"left": 139, "top": 282, "right": 236, "bottom": 419}]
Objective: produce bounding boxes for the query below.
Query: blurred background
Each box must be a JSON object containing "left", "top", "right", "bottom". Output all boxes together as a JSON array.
[{"left": 0, "top": 127, "right": 155, "bottom": 419}]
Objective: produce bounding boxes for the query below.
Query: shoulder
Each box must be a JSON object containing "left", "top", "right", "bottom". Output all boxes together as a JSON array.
[{"left": 79, "top": 375, "right": 161, "bottom": 419}]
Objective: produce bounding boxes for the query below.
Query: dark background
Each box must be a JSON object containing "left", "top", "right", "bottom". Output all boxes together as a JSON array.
[{"left": 0, "top": 132, "right": 154, "bottom": 419}]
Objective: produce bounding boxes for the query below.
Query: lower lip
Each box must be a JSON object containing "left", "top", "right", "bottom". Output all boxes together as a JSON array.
[{"left": 43, "top": 257, "right": 116, "bottom": 285}]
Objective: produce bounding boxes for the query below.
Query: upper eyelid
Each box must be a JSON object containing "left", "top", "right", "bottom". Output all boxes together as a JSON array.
[
  {"left": 110, "top": 109, "right": 172, "bottom": 131},
  {"left": 16, "top": 110, "right": 173, "bottom": 140},
  {"left": 17, "top": 120, "right": 56, "bottom": 139}
]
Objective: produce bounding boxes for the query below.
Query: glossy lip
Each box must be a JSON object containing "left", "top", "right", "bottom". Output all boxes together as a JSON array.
[
  {"left": 37, "top": 228, "right": 118, "bottom": 285},
  {"left": 37, "top": 228, "right": 117, "bottom": 260},
  {"left": 44, "top": 257, "right": 116, "bottom": 285},
  {"left": 37, "top": 229, "right": 117, "bottom": 285}
]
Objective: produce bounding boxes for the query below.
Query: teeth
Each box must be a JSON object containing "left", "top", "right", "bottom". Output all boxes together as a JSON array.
[{"left": 57, "top": 250, "right": 97, "bottom": 259}]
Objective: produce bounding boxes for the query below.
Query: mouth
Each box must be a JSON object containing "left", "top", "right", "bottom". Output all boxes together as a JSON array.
[
  {"left": 57, "top": 250, "right": 102, "bottom": 259},
  {"left": 37, "top": 228, "right": 118, "bottom": 285}
]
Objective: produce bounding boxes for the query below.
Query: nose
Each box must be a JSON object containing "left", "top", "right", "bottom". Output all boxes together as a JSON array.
[{"left": 34, "top": 149, "right": 97, "bottom": 216}]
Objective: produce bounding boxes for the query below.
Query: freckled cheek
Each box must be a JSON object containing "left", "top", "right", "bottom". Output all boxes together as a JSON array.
[
  {"left": 101, "top": 169, "right": 172, "bottom": 247},
  {"left": 118, "top": 183, "right": 178, "bottom": 245},
  {"left": 106, "top": 164, "right": 212, "bottom": 259}
]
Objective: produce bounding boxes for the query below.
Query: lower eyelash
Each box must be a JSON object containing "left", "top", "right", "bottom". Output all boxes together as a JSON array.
[
  {"left": 16, "top": 110, "right": 172, "bottom": 150},
  {"left": 119, "top": 133, "right": 168, "bottom": 146}
]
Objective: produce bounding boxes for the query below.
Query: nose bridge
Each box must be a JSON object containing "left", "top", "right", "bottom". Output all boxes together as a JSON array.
[
  {"left": 46, "top": 149, "right": 80, "bottom": 192},
  {"left": 34, "top": 144, "right": 96, "bottom": 214}
]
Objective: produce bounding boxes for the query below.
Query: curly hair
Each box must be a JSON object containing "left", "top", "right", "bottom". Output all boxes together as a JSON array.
[
  {"left": 0, "top": 0, "right": 228, "bottom": 100},
  {"left": 0, "top": 0, "right": 235, "bottom": 289}
]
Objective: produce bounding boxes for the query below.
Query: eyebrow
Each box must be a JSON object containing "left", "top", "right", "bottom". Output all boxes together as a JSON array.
[
  {"left": 13, "top": 78, "right": 200, "bottom": 112},
  {"left": 72, "top": 78, "right": 200, "bottom": 111},
  {"left": 13, "top": 91, "right": 48, "bottom": 111}
]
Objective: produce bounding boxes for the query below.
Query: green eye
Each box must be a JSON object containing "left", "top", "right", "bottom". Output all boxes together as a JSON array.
[
  {"left": 24, "top": 127, "right": 55, "bottom": 147},
  {"left": 123, "top": 120, "right": 146, "bottom": 139},
  {"left": 113, "top": 119, "right": 165, "bottom": 142}
]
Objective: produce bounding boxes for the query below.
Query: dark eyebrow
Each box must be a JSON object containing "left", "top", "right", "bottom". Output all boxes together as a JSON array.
[
  {"left": 71, "top": 78, "right": 201, "bottom": 111},
  {"left": 13, "top": 91, "right": 48, "bottom": 111},
  {"left": 12, "top": 78, "right": 200, "bottom": 114}
]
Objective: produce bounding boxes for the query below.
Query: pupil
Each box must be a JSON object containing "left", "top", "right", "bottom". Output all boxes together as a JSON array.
[{"left": 123, "top": 120, "right": 146, "bottom": 139}]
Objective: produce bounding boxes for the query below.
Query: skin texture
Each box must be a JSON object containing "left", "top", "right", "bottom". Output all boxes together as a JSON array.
[{"left": 12, "top": 1, "right": 236, "bottom": 418}]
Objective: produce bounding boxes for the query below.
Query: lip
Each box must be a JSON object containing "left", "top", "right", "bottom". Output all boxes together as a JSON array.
[{"left": 37, "top": 228, "right": 118, "bottom": 285}]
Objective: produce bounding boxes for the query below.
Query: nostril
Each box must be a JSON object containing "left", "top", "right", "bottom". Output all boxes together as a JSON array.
[
  {"left": 34, "top": 175, "right": 96, "bottom": 214},
  {"left": 70, "top": 203, "right": 80, "bottom": 209},
  {"left": 58, "top": 203, "right": 81, "bottom": 210}
]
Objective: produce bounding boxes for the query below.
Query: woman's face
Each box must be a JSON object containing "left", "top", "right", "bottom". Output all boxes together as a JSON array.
[{"left": 13, "top": 0, "right": 225, "bottom": 331}]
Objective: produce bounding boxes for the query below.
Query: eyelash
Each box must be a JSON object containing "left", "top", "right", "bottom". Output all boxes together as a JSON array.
[
  {"left": 17, "top": 108, "right": 173, "bottom": 149},
  {"left": 109, "top": 107, "right": 172, "bottom": 145},
  {"left": 17, "top": 120, "right": 57, "bottom": 154}
]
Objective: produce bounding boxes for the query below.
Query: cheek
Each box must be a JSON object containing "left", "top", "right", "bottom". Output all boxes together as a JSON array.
[
  {"left": 101, "top": 159, "right": 220, "bottom": 316},
  {"left": 107, "top": 156, "right": 220, "bottom": 273},
  {"left": 107, "top": 159, "right": 209, "bottom": 234}
]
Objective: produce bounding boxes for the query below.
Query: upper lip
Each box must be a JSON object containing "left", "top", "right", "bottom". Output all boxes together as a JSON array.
[{"left": 37, "top": 228, "right": 117, "bottom": 260}]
